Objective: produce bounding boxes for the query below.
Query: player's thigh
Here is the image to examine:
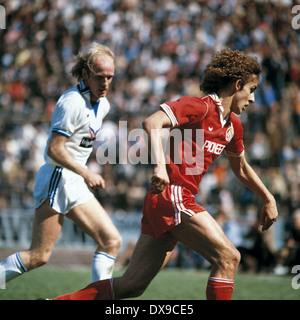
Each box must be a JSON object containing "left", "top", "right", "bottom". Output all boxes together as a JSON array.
[
  {"left": 67, "top": 197, "right": 121, "bottom": 245},
  {"left": 169, "top": 211, "right": 237, "bottom": 265},
  {"left": 30, "top": 199, "right": 64, "bottom": 252},
  {"left": 115, "top": 234, "right": 176, "bottom": 298}
]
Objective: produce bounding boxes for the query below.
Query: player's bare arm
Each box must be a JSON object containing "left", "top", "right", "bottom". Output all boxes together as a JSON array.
[
  {"left": 47, "top": 132, "right": 105, "bottom": 189},
  {"left": 142, "top": 110, "right": 172, "bottom": 194},
  {"left": 228, "top": 154, "right": 278, "bottom": 231}
]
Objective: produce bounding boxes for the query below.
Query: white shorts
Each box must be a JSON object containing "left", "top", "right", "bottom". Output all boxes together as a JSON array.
[{"left": 33, "top": 164, "right": 94, "bottom": 214}]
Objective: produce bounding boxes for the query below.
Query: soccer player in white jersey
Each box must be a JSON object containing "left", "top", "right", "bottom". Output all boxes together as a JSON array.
[{"left": 0, "top": 43, "right": 122, "bottom": 285}]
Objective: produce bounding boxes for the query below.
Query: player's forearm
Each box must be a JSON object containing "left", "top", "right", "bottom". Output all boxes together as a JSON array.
[
  {"left": 230, "top": 156, "right": 274, "bottom": 203},
  {"left": 142, "top": 111, "right": 171, "bottom": 168},
  {"left": 241, "top": 165, "right": 274, "bottom": 201},
  {"left": 143, "top": 112, "right": 171, "bottom": 192},
  {"left": 47, "top": 142, "right": 89, "bottom": 178},
  {"left": 148, "top": 127, "right": 166, "bottom": 167}
]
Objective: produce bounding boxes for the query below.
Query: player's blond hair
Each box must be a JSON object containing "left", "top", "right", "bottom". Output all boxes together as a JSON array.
[
  {"left": 71, "top": 42, "right": 115, "bottom": 80},
  {"left": 200, "top": 48, "right": 261, "bottom": 94}
]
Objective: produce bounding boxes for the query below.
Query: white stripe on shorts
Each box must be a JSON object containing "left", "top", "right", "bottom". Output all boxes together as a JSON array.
[
  {"left": 170, "top": 185, "right": 196, "bottom": 226},
  {"left": 176, "top": 185, "right": 196, "bottom": 216},
  {"left": 170, "top": 185, "right": 181, "bottom": 225}
]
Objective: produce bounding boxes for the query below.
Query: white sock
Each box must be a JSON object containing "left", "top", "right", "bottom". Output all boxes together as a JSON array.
[
  {"left": 91, "top": 251, "right": 116, "bottom": 282},
  {"left": 0, "top": 252, "right": 27, "bottom": 284}
]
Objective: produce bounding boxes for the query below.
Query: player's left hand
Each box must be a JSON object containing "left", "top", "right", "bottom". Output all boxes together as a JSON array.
[{"left": 260, "top": 198, "right": 278, "bottom": 231}]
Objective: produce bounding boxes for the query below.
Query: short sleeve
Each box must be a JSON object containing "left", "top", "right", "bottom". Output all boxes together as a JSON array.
[
  {"left": 225, "top": 117, "right": 244, "bottom": 157},
  {"left": 51, "top": 95, "right": 81, "bottom": 138},
  {"left": 160, "top": 96, "right": 208, "bottom": 127}
]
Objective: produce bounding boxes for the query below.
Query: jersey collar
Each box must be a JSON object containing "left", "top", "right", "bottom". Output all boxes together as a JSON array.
[
  {"left": 77, "top": 80, "right": 100, "bottom": 115},
  {"left": 77, "top": 80, "right": 91, "bottom": 101},
  {"left": 209, "top": 93, "right": 229, "bottom": 127}
]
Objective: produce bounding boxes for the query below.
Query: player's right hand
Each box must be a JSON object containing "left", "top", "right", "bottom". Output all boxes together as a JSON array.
[
  {"left": 260, "top": 198, "right": 278, "bottom": 231},
  {"left": 84, "top": 171, "right": 106, "bottom": 190},
  {"left": 150, "top": 166, "right": 170, "bottom": 194}
]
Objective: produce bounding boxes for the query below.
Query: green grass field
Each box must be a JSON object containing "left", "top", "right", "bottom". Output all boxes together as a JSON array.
[{"left": 0, "top": 267, "right": 299, "bottom": 300}]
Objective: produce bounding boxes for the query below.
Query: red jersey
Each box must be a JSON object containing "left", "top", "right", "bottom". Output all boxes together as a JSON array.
[{"left": 160, "top": 94, "right": 244, "bottom": 194}]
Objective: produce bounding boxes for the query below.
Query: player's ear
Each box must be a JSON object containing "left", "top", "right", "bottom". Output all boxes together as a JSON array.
[
  {"left": 234, "top": 79, "right": 243, "bottom": 91},
  {"left": 82, "top": 67, "right": 89, "bottom": 81}
]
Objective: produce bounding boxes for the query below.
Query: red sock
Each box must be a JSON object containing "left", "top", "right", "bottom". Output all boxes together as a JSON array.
[
  {"left": 53, "top": 279, "right": 114, "bottom": 300},
  {"left": 206, "top": 277, "right": 234, "bottom": 300}
]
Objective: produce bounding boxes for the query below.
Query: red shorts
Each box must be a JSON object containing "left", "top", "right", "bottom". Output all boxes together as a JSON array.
[{"left": 141, "top": 184, "right": 205, "bottom": 241}]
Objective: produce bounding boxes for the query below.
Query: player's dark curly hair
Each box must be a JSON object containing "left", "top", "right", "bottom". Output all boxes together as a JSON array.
[{"left": 200, "top": 48, "right": 262, "bottom": 94}]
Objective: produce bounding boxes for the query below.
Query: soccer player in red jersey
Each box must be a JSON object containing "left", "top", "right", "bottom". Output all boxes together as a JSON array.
[{"left": 52, "top": 49, "right": 278, "bottom": 300}]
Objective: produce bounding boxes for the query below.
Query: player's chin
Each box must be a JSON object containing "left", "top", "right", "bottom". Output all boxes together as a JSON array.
[
  {"left": 96, "top": 89, "right": 108, "bottom": 98},
  {"left": 235, "top": 107, "right": 244, "bottom": 115},
  {"left": 98, "top": 92, "right": 107, "bottom": 98}
]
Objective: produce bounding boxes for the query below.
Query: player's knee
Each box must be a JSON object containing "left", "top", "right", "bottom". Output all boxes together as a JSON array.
[
  {"left": 108, "top": 234, "right": 122, "bottom": 251},
  {"left": 231, "top": 248, "right": 241, "bottom": 270},
  {"left": 226, "top": 248, "right": 241, "bottom": 271},
  {"left": 217, "top": 247, "right": 240, "bottom": 273},
  {"left": 98, "top": 234, "right": 122, "bottom": 253}
]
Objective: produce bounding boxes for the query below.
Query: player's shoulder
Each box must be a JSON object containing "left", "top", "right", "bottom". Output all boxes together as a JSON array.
[
  {"left": 202, "top": 94, "right": 222, "bottom": 108},
  {"left": 171, "top": 96, "right": 209, "bottom": 112},
  {"left": 56, "top": 85, "right": 85, "bottom": 110},
  {"left": 196, "top": 94, "right": 222, "bottom": 118},
  {"left": 60, "top": 85, "right": 84, "bottom": 102},
  {"left": 176, "top": 95, "right": 207, "bottom": 104},
  {"left": 230, "top": 112, "right": 243, "bottom": 127}
]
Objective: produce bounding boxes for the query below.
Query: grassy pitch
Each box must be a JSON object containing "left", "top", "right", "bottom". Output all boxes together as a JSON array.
[{"left": 0, "top": 267, "right": 299, "bottom": 300}]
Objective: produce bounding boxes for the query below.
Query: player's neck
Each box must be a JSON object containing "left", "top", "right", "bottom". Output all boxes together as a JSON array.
[
  {"left": 218, "top": 95, "right": 232, "bottom": 118},
  {"left": 217, "top": 85, "right": 236, "bottom": 118}
]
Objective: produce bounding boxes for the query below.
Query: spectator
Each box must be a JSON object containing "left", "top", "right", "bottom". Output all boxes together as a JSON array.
[{"left": 274, "top": 209, "right": 300, "bottom": 275}]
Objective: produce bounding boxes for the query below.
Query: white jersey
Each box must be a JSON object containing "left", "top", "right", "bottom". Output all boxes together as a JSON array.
[{"left": 45, "top": 80, "right": 110, "bottom": 166}]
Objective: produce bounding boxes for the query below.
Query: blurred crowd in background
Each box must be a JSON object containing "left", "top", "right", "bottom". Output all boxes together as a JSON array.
[{"left": 0, "top": 0, "right": 299, "bottom": 273}]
